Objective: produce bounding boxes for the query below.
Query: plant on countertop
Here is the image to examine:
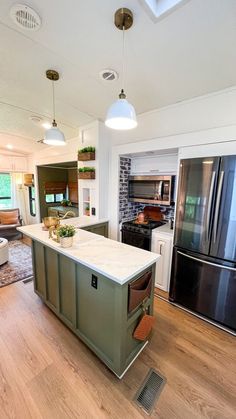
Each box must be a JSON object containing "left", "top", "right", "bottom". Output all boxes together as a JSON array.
[
  {"left": 57, "top": 224, "right": 76, "bottom": 237},
  {"left": 78, "top": 146, "right": 95, "bottom": 153},
  {"left": 78, "top": 167, "right": 95, "bottom": 172},
  {"left": 60, "top": 199, "right": 72, "bottom": 206}
]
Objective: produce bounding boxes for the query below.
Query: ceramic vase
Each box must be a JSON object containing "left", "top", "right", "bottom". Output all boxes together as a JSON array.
[{"left": 60, "top": 236, "right": 73, "bottom": 248}]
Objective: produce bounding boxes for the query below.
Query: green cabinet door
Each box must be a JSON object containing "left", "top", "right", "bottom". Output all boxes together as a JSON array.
[
  {"left": 33, "top": 241, "right": 46, "bottom": 298},
  {"left": 58, "top": 254, "right": 76, "bottom": 328},
  {"left": 81, "top": 222, "right": 108, "bottom": 237}
]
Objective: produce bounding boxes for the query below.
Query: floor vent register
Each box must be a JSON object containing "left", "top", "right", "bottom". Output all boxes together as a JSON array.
[{"left": 134, "top": 368, "right": 166, "bottom": 415}]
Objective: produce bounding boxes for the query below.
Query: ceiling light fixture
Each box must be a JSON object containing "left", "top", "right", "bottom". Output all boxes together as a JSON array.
[
  {"left": 6, "top": 144, "right": 13, "bottom": 150},
  {"left": 43, "top": 70, "right": 66, "bottom": 146},
  {"left": 105, "top": 8, "right": 137, "bottom": 130}
]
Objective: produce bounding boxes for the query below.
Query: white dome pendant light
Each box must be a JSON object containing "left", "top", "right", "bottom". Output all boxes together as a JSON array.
[
  {"left": 105, "top": 8, "right": 137, "bottom": 130},
  {"left": 43, "top": 69, "right": 66, "bottom": 146}
]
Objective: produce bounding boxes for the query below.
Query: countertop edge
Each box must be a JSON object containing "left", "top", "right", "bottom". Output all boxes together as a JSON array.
[{"left": 18, "top": 225, "right": 159, "bottom": 285}]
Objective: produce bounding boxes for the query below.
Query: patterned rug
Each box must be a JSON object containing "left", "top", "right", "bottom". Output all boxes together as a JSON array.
[{"left": 0, "top": 240, "right": 33, "bottom": 288}]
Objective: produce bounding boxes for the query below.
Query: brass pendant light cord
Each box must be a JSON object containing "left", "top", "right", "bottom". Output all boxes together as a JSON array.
[
  {"left": 52, "top": 80, "right": 56, "bottom": 125},
  {"left": 122, "top": 22, "right": 125, "bottom": 94}
]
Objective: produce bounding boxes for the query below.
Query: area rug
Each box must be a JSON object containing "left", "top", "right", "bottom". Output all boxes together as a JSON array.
[{"left": 0, "top": 240, "right": 33, "bottom": 288}]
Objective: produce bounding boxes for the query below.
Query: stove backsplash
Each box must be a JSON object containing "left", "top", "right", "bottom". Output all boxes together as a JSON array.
[{"left": 119, "top": 156, "right": 175, "bottom": 224}]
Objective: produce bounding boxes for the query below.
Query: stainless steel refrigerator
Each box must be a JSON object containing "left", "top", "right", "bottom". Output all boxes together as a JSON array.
[{"left": 169, "top": 155, "right": 236, "bottom": 333}]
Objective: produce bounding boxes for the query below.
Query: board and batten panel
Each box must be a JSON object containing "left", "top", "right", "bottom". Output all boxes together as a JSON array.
[
  {"left": 33, "top": 241, "right": 46, "bottom": 298},
  {"left": 45, "top": 247, "right": 59, "bottom": 310},
  {"left": 58, "top": 254, "right": 76, "bottom": 327},
  {"left": 76, "top": 264, "right": 116, "bottom": 363}
]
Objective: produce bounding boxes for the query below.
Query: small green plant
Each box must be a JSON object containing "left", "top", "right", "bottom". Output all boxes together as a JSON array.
[
  {"left": 60, "top": 199, "right": 72, "bottom": 206},
  {"left": 78, "top": 146, "right": 95, "bottom": 153},
  {"left": 57, "top": 224, "right": 76, "bottom": 237},
  {"left": 85, "top": 205, "right": 90, "bottom": 211},
  {"left": 78, "top": 167, "right": 95, "bottom": 172}
]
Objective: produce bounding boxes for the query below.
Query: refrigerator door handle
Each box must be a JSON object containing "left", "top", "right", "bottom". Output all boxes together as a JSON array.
[
  {"left": 213, "top": 171, "right": 224, "bottom": 242},
  {"left": 206, "top": 171, "right": 216, "bottom": 240},
  {"left": 177, "top": 250, "right": 236, "bottom": 272}
]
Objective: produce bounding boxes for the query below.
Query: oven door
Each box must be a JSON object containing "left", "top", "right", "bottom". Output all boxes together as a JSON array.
[{"left": 121, "top": 229, "right": 151, "bottom": 251}]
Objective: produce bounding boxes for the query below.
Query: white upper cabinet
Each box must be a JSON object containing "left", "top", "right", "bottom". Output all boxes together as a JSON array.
[
  {"left": 0, "top": 155, "right": 28, "bottom": 172},
  {"left": 13, "top": 156, "right": 28, "bottom": 172},
  {"left": 131, "top": 154, "right": 178, "bottom": 175}
]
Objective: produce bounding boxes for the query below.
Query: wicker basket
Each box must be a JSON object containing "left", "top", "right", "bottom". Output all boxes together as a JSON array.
[
  {"left": 78, "top": 152, "right": 95, "bottom": 161},
  {"left": 78, "top": 171, "right": 95, "bottom": 180}
]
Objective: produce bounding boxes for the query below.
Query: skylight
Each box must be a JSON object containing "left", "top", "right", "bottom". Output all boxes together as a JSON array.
[{"left": 139, "top": 0, "right": 190, "bottom": 22}]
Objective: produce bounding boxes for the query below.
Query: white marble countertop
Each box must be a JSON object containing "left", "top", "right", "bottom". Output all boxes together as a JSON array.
[
  {"left": 18, "top": 222, "right": 159, "bottom": 285},
  {"left": 153, "top": 222, "right": 174, "bottom": 236}
]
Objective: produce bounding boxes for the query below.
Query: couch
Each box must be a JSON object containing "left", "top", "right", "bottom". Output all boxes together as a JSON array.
[{"left": 0, "top": 208, "right": 23, "bottom": 240}]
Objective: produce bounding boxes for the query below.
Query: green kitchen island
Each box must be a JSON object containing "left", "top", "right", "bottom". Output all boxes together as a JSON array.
[{"left": 18, "top": 220, "right": 159, "bottom": 378}]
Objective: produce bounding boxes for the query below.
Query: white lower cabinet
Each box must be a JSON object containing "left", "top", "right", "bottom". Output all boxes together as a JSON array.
[{"left": 151, "top": 231, "right": 173, "bottom": 291}]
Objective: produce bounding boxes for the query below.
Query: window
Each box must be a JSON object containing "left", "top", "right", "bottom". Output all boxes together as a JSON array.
[
  {"left": 0, "top": 173, "right": 12, "bottom": 209},
  {"left": 29, "top": 186, "right": 36, "bottom": 216},
  {"left": 45, "top": 193, "right": 64, "bottom": 204},
  {"left": 140, "top": 0, "right": 188, "bottom": 22}
]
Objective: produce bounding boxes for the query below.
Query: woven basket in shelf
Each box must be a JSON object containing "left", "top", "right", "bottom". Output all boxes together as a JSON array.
[
  {"left": 78, "top": 171, "right": 95, "bottom": 180},
  {"left": 78, "top": 152, "right": 95, "bottom": 161}
]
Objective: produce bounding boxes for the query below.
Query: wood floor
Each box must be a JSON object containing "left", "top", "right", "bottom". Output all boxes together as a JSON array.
[{"left": 0, "top": 281, "right": 235, "bottom": 419}]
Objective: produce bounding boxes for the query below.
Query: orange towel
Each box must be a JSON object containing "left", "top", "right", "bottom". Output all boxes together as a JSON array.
[{"left": 133, "top": 314, "right": 155, "bottom": 341}]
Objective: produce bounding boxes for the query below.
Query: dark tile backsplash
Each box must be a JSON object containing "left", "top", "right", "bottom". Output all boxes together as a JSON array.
[{"left": 119, "top": 156, "right": 175, "bottom": 224}]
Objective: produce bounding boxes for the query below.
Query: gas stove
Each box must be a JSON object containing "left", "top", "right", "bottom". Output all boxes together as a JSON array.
[
  {"left": 122, "top": 219, "right": 165, "bottom": 234},
  {"left": 121, "top": 219, "right": 165, "bottom": 250}
]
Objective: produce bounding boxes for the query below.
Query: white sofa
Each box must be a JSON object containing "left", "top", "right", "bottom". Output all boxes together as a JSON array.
[{"left": 0, "top": 238, "right": 9, "bottom": 265}]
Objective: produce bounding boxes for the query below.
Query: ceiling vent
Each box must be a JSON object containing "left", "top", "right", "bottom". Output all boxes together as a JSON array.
[
  {"left": 99, "top": 69, "right": 118, "bottom": 82},
  {"left": 10, "top": 4, "right": 41, "bottom": 31},
  {"left": 29, "top": 115, "right": 42, "bottom": 124}
]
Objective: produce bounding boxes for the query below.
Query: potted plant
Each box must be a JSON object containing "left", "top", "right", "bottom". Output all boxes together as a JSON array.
[
  {"left": 60, "top": 199, "right": 72, "bottom": 207},
  {"left": 78, "top": 167, "right": 95, "bottom": 179},
  {"left": 57, "top": 224, "right": 76, "bottom": 248},
  {"left": 78, "top": 146, "right": 95, "bottom": 161},
  {"left": 85, "top": 205, "right": 90, "bottom": 216}
]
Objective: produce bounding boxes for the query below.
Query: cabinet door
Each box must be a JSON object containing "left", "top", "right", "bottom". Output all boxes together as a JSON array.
[
  {"left": 0, "top": 155, "right": 13, "bottom": 171},
  {"left": 82, "top": 223, "right": 108, "bottom": 238},
  {"left": 33, "top": 241, "right": 46, "bottom": 298},
  {"left": 13, "top": 156, "right": 28, "bottom": 172},
  {"left": 58, "top": 255, "right": 76, "bottom": 327},
  {"left": 152, "top": 234, "right": 173, "bottom": 291}
]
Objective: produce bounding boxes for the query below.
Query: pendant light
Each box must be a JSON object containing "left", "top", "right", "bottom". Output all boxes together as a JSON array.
[
  {"left": 43, "top": 69, "right": 66, "bottom": 146},
  {"left": 105, "top": 8, "right": 137, "bottom": 130}
]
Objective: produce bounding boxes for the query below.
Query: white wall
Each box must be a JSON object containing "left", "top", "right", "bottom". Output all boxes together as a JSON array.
[
  {"left": 109, "top": 87, "right": 236, "bottom": 240},
  {"left": 110, "top": 87, "right": 236, "bottom": 145}
]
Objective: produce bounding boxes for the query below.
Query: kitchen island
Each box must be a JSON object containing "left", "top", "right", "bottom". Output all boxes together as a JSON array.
[{"left": 18, "top": 221, "right": 159, "bottom": 378}]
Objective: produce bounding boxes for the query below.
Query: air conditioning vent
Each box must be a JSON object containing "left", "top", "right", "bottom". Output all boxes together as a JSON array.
[
  {"left": 99, "top": 69, "right": 118, "bottom": 82},
  {"left": 10, "top": 4, "right": 41, "bottom": 31}
]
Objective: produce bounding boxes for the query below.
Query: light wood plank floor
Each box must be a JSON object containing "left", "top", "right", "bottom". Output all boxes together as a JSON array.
[{"left": 0, "top": 281, "right": 235, "bottom": 419}]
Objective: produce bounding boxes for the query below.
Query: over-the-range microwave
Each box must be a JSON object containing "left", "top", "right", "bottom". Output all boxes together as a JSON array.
[{"left": 128, "top": 175, "right": 175, "bottom": 206}]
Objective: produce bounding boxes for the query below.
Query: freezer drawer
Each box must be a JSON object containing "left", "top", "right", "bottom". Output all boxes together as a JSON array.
[{"left": 169, "top": 248, "right": 236, "bottom": 332}]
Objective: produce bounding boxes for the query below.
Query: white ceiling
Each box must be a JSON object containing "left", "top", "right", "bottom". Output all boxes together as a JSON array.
[{"left": 0, "top": 0, "right": 236, "bottom": 153}]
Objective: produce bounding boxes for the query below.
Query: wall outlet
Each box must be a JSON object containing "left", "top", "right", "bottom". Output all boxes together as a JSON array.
[
  {"left": 91, "top": 207, "right": 96, "bottom": 216},
  {"left": 91, "top": 274, "right": 98, "bottom": 289}
]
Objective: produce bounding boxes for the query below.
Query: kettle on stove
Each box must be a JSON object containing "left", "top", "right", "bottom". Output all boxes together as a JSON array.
[{"left": 137, "top": 212, "right": 146, "bottom": 223}]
